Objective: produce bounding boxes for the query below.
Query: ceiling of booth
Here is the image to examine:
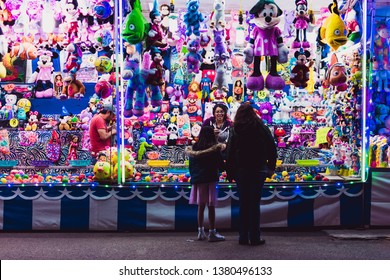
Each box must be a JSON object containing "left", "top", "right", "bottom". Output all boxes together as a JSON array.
[{"left": 141, "top": 0, "right": 389, "bottom": 13}]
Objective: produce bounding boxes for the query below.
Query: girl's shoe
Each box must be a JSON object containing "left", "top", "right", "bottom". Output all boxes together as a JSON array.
[
  {"left": 208, "top": 231, "right": 225, "bottom": 242},
  {"left": 197, "top": 230, "right": 207, "bottom": 241}
]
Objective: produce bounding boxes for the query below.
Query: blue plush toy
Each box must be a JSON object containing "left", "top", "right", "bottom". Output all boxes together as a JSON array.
[
  {"left": 183, "top": 0, "right": 204, "bottom": 37},
  {"left": 123, "top": 54, "right": 149, "bottom": 117}
]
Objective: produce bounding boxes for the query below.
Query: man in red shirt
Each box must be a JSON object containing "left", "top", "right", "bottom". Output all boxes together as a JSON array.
[{"left": 89, "top": 103, "right": 117, "bottom": 159}]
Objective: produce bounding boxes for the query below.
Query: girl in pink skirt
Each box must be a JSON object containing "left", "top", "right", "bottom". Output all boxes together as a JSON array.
[{"left": 185, "top": 126, "right": 226, "bottom": 242}]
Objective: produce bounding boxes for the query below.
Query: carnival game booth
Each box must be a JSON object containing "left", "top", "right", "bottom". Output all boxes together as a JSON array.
[
  {"left": 0, "top": 0, "right": 370, "bottom": 230},
  {"left": 365, "top": 3, "right": 390, "bottom": 227}
]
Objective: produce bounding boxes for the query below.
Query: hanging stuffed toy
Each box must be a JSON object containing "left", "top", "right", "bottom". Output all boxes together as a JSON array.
[
  {"left": 28, "top": 49, "right": 58, "bottom": 98},
  {"left": 318, "top": 0, "right": 348, "bottom": 51},
  {"left": 373, "top": 22, "right": 389, "bottom": 71},
  {"left": 93, "top": 0, "right": 114, "bottom": 24},
  {"left": 46, "top": 130, "right": 61, "bottom": 163},
  {"left": 244, "top": 0, "right": 289, "bottom": 91},
  {"left": 123, "top": 53, "right": 149, "bottom": 117},
  {"left": 146, "top": 0, "right": 167, "bottom": 51},
  {"left": 200, "top": 49, "right": 216, "bottom": 82},
  {"left": 63, "top": 0, "right": 80, "bottom": 42},
  {"left": 212, "top": 60, "right": 229, "bottom": 93},
  {"left": 146, "top": 47, "right": 164, "bottom": 107},
  {"left": 209, "top": 0, "right": 226, "bottom": 30},
  {"left": 291, "top": 0, "right": 311, "bottom": 49},
  {"left": 322, "top": 53, "right": 348, "bottom": 92},
  {"left": 122, "top": 0, "right": 150, "bottom": 44},
  {"left": 183, "top": 0, "right": 204, "bottom": 37},
  {"left": 185, "top": 37, "right": 203, "bottom": 74},
  {"left": 290, "top": 48, "right": 313, "bottom": 88},
  {"left": 343, "top": 3, "right": 361, "bottom": 46},
  {"left": 213, "top": 29, "right": 229, "bottom": 62},
  {"left": 64, "top": 43, "right": 82, "bottom": 76}
]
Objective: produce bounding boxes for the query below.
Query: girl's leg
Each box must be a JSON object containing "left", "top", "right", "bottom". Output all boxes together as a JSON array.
[
  {"left": 198, "top": 203, "right": 206, "bottom": 228},
  {"left": 208, "top": 205, "right": 215, "bottom": 230}
]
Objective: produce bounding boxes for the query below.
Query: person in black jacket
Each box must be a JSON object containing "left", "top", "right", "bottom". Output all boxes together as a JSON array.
[
  {"left": 185, "top": 126, "right": 226, "bottom": 242},
  {"left": 226, "top": 103, "right": 277, "bottom": 246}
]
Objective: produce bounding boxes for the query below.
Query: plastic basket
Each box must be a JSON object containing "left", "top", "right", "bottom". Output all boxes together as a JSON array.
[
  {"left": 168, "top": 167, "right": 188, "bottom": 174},
  {"left": 147, "top": 160, "right": 170, "bottom": 167},
  {"left": 32, "top": 160, "right": 52, "bottom": 167},
  {"left": 69, "top": 160, "right": 91, "bottom": 167},
  {"left": 0, "top": 160, "right": 18, "bottom": 167},
  {"left": 296, "top": 159, "right": 319, "bottom": 166}
]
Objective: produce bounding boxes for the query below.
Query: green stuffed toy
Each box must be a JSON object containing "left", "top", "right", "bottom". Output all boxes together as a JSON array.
[
  {"left": 123, "top": 0, "right": 150, "bottom": 44},
  {"left": 137, "top": 137, "right": 153, "bottom": 160}
]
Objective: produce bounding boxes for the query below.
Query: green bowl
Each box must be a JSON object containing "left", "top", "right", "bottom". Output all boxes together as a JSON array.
[{"left": 296, "top": 159, "right": 319, "bottom": 166}]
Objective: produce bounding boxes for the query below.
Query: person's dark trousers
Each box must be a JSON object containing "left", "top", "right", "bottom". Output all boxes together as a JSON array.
[{"left": 236, "top": 169, "right": 266, "bottom": 244}]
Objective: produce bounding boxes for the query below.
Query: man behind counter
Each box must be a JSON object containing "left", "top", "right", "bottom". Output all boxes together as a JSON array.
[{"left": 89, "top": 103, "right": 117, "bottom": 160}]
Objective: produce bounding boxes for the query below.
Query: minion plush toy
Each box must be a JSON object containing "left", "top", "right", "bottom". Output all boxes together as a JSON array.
[{"left": 243, "top": 0, "right": 289, "bottom": 91}]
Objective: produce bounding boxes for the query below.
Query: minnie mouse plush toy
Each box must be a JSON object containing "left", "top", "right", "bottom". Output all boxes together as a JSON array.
[
  {"left": 292, "top": 0, "right": 311, "bottom": 49},
  {"left": 244, "top": 0, "right": 289, "bottom": 91}
]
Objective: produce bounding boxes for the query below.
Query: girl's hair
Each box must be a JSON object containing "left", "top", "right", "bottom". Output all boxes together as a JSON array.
[
  {"left": 194, "top": 126, "right": 217, "bottom": 150},
  {"left": 234, "top": 102, "right": 263, "bottom": 128},
  {"left": 212, "top": 103, "right": 228, "bottom": 120}
]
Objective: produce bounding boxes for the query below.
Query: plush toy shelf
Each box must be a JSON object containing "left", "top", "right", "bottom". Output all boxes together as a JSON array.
[
  {"left": 296, "top": 159, "right": 320, "bottom": 166},
  {"left": 69, "top": 160, "right": 91, "bottom": 167},
  {"left": 146, "top": 160, "right": 171, "bottom": 167},
  {"left": 32, "top": 160, "right": 52, "bottom": 167},
  {"left": 0, "top": 160, "right": 18, "bottom": 167}
]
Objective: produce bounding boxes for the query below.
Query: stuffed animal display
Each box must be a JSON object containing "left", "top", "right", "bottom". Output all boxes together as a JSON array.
[{"left": 0, "top": 0, "right": 371, "bottom": 183}]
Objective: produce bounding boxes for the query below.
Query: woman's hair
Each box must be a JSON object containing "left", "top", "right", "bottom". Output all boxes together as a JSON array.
[
  {"left": 212, "top": 103, "right": 228, "bottom": 120},
  {"left": 234, "top": 80, "right": 242, "bottom": 87},
  {"left": 194, "top": 126, "right": 217, "bottom": 150},
  {"left": 234, "top": 102, "right": 263, "bottom": 128}
]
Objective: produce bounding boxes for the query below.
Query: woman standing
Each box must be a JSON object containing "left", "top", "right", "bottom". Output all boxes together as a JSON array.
[
  {"left": 226, "top": 103, "right": 277, "bottom": 246},
  {"left": 185, "top": 126, "right": 226, "bottom": 242},
  {"left": 203, "top": 103, "right": 232, "bottom": 144}
]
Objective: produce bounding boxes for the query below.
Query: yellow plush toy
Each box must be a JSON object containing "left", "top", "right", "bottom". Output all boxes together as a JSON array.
[{"left": 318, "top": 0, "right": 348, "bottom": 51}]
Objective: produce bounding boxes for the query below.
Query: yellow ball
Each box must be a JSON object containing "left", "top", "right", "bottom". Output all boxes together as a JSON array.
[
  {"left": 282, "top": 171, "right": 288, "bottom": 177},
  {"left": 94, "top": 56, "right": 113, "bottom": 73},
  {"left": 1, "top": 178, "right": 6, "bottom": 184}
]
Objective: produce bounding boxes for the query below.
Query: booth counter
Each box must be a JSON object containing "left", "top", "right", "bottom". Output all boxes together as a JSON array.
[{"left": 0, "top": 182, "right": 364, "bottom": 231}]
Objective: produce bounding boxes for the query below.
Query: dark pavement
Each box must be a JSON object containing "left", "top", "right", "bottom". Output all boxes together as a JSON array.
[{"left": 1, "top": 229, "right": 390, "bottom": 260}]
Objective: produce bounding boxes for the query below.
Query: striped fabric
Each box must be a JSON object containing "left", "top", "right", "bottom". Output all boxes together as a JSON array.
[{"left": 0, "top": 184, "right": 364, "bottom": 231}]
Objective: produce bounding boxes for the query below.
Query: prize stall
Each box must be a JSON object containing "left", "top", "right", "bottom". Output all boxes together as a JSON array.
[
  {"left": 0, "top": 0, "right": 372, "bottom": 231},
  {"left": 366, "top": 3, "right": 390, "bottom": 227}
]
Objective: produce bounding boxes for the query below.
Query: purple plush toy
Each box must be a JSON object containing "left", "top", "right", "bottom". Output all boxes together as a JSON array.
[
  {"left": 243, "top": 0, "right": 289, "bottom": 91},
  {"left": 185, "top": 38, "right": 203, "bottom": 74},
  {"left": 213, "top": 29, "right": 229, "bottom": 62},
  {"left": 259, "top": 101, "right": 273, "bottom": 124}
]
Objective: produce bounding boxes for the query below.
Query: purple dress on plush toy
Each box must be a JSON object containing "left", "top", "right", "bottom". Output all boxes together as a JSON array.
[{"left": 252, "top": 26, "right": 281, "bottom": 57}]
